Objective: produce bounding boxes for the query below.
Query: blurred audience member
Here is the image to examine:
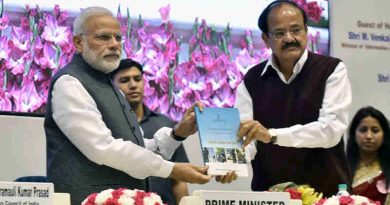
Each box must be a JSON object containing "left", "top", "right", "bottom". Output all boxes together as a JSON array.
[{"left": 347, "top": 106, "right": 390, "bottom": 204}]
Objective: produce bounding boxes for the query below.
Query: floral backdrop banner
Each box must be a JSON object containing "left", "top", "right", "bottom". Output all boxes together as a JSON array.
[{"left": 0, "top": 0, "right": 329, "bottom": 121}]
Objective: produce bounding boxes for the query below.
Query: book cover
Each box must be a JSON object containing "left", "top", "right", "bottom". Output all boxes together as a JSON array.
[{"left": 194, "top": 107, "right": 248, "bottom": 177}]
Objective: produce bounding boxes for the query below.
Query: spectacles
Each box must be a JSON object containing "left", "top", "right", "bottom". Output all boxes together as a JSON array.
[
  {"left": 267, "top": 27, "right": 305, "bottom": 40},
  {"left": 80, "top": 33, "right": 124, "bottom": 44}
]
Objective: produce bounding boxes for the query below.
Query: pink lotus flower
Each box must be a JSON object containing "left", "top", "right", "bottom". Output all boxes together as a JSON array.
[
  {"left": 53, "top": 4, "right": 61, "bottom": 18},
  {"left": 0, "top": 16, "right": 9, "bottom": 30},
  {"left": 53, "top": 4, "right": 69, "bottom": 24},
  {"left": 168, "top": 106, "right": 184, "bottom": 122},
  {"left": 7, "top": 60, "right": 24, "bottom": 75},
  {"left": 35, "top": 42, "right": 57, "bottom": 69},
  {"left": 158, "top": 4, "right": 171, "bottom": 23},
  {"left": 19, "top": 17, "right": 30, "bottom": 29},
  {"left": 158, "top": 94, "right": 170, "bottom": 114},
  {"left": 291, "top": 0, "right": 323, "bottom": 23},
  {"left": 25, "top": 5, "right": 39, "bottom": 18},
  {"left": 165, "top": 40, "right": 179, "bottom": 61},
  {"left": 216, "top": 83, "right": 236, "bottom": 107},
  {"left": 11, "top": 79, "right": 44, "bottom": 112},
  {"left": 11, "top": 26, "right": 33, "bottom": 51},
  {"left": 235, "top": 49, "right": 257, "bottom": 74},
  {"left": 308, "top": 31, "right": 321, "bottom": 54},
  {"left": 226, "top": 65, "right": 242, "bottom": 89},
  {"left": 0, "top": 4, "right": 74, "bottom": 113},
  {"left": 37, "top": 19, "right": 45, "bottom": 32},
  {"left": 294, "top": 0, "right": 306, "bottom": 7},
  {"left": 202, "top": 53, "right": 216, "bottom": 71},
  {"left": 173, "top": 87, "right": 194, "bottom": 109},
  {"left": 0, "top": 90, "right": 12, "bottom": 111},
  {"left": 42, "top": 15, "right": 71, "bottom": 46},
  {"left": 151, "top": 32, "right": 170, "bottom": 46},
  {"left": 190, "top": 51, "right": 203, "bottom": 67},
  {"left": 304, "top": 2, "right": 323, "bottom": 23},
  {"left": 0, "top": 36, "right": 11, "bottom": 61}
]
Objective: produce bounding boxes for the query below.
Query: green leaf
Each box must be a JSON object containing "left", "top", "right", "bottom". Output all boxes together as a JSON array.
[
  {"left": 211, "top": 29, "right": 218, "bottom": 45},
  {"left": 0, "top": 0, "right": 3, "bottom": 18},
  {"left": 269, "top": 182, "right": 298, "bottom": 192},
  {"left": 221, "top": 35, "right": 229, "bottom": 55},
  {"left": 224, "top": 23, "right": 231, "bottom": 40},
  {"left": 33, "top": 24, "right": 38, "bottom": 40},
  {"left": 138, "top": 14, "right": 143, "bottom": 27},
  {"left": 117, "top": 4, "right": 121, "bottom": 15},
  {"left": 127, "top": 7, "right": 131, "bottom": 37},
  {"left": 192, "top": 17, "right": 199, "bottom": 35},
  {"left": 23, "top": 60, "right": 31, "bottom": 77},
  {"left": 55, "top": 44, "right": 61, "bottom": 69},
  {"left": 29, "top": 15, "right": 35, "bottom": 30},
  {"left": 3, "top": 69, "right": 7, "bottom": 90}
]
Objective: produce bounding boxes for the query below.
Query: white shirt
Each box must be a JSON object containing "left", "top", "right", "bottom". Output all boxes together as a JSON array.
[
  {"left": 51, "top": 75, "right": 182, "bottom": 179},
  {"left": 235, "top": 50, "right": 352, "bottom": 159}
]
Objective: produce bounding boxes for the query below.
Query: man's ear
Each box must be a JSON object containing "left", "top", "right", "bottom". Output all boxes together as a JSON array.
[
  {"left": 261, "top": 32, "right": 271, "bottom": 48},
  {"left": 73, "top": 35, "right": 83, "bottom": 53}
]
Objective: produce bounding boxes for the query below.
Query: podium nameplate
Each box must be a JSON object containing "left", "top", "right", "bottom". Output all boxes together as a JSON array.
[
  {"left": 0, "top": 181, "right": 54, "bottom": 205},
  {"left": 193, "top": 190, "right": 290, "bottom": 205}
]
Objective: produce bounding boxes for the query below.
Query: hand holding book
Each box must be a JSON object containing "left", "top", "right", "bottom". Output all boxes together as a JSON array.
[
  {"left": 238, "top": 120, "right": 273, "bottom": 146},
  {"left": 172, "top": 102, "right": 205, "bottom": 139}
]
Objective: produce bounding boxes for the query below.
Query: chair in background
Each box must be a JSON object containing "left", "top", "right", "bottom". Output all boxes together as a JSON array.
[{"left": 14, "top": 176, "right": 47, "bottom": 182}]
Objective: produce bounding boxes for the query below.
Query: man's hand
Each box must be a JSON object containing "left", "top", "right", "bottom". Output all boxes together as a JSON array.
[
  {"left": 173, "top": 102, "right": 204, "bottom": 138},
  {"left": 170, "top": 163, "right": 212, "bottom": 184},
  {"left": 238, "top": 120, "right": 271, "bottom": 147},
  {"left": 215, "top": 171, "right": 238, "bottom": 184}
]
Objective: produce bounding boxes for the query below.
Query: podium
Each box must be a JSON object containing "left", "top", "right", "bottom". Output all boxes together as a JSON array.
[{"left": 179, "top": 190, "right": 302, "bottom": 205}]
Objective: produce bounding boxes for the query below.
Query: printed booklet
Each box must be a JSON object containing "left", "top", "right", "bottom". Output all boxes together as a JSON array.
[{"left": 194, "top": 107, "right": 248, "bottom": 177}]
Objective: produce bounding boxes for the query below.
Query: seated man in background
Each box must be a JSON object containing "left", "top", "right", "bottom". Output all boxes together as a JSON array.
[{"left": 111, "top": 59, "right": 190, "bottom": 205}]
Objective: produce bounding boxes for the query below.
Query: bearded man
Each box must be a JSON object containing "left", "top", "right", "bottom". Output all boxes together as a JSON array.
[{"left": 44, "top": 7, "right": 232, "bottom": 205}]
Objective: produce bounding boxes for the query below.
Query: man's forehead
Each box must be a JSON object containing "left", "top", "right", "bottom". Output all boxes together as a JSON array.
[
  {"left": 85, "top": 15, "right": 120, "bottom": 31},
  {"left": 267, "top": 5, "right": 304, "bottom": 27},
  {"left": 268, "top": 4, "right": 302, "bottom": 19},
  {"left": 119, "top": 66, "right": 142, "bottom": 76}
]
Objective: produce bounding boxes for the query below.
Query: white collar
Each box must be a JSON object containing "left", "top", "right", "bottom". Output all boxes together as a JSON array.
[{"left": 260, "top": 49, "right": 309, "bottom": 78}]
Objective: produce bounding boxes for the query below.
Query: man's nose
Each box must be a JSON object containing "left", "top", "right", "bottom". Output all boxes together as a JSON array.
[
  {"left": 129, "top": 79, "right": 137, "bottom": 88},
  {"left": 108, "top": 37, "right": 122, "bottom": 49},
  {"left": 283, "top": 32, "right": 295, "bottom": 41}
]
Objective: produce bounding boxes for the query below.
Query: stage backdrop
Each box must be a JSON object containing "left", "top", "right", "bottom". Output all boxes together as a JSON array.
[
  {"left": 331, "top": 0, "right": 390, "bottom": 119},
  {"left": 0, "top": 0, "right": 329, "bottom": 120}
]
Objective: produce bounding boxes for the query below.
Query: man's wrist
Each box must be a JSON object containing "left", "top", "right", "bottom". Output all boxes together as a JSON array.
[
  {"left": 171, "top": 128, "right": 186, "bottom": 141},
  {"left": 268, "top": 128, "right": 278, "bottom": 144}
]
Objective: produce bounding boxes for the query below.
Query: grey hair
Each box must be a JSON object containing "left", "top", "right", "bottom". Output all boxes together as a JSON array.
[{"left": 73, "top": 6, "right": 115, "bottom": 35}]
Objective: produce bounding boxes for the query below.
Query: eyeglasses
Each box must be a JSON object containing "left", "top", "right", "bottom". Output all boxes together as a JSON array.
[
  {"left": 267, "top": 26, "right": 306, "bottom": 40},
  {"left": 80, "top": 33, "right": 124, "bottom": 44}
]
